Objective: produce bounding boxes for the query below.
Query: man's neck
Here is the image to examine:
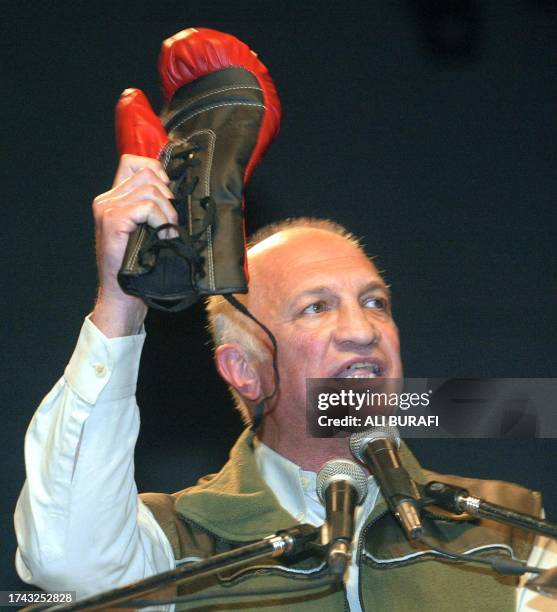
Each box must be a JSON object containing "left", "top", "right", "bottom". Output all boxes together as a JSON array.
[{"left": 257, "top": 427, "right": 365, "bottom": 473}]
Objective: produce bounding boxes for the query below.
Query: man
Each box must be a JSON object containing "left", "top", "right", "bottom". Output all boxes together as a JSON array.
[{"left": 14, "top": 155, "right": 556, "bottom": 610}]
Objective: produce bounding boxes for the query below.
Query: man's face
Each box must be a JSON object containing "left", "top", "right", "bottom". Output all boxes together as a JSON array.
[{"left": 246, "top": 228, "right": 403, "bottom": 434}]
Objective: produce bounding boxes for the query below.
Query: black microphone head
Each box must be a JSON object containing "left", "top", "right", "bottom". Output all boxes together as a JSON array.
[
  {"left": 316, "top": 459, "right": 368, "bottom": 505},
  {"left": 349, "top": 426, "right": 401, "bottom": 462}
]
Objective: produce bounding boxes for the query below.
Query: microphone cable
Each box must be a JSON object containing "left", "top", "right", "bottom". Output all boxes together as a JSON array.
[
  {"left": 101, "top": 575, "right": 339, "bottom": 609},
  {"left": 415, "top": 533, "right": 542, "bottom": 577},
  {"left": 224, "top": 294, "right": 280, "bottom": 432}
]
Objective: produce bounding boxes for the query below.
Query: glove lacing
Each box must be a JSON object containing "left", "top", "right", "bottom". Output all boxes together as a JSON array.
[{"left": 137, "top": 145, "right": 215, "bottom": 277}]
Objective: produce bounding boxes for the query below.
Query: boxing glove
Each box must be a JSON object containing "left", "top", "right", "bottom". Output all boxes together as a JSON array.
[{"left": 115, "top": 28, "right": 281, "bottom": 311}]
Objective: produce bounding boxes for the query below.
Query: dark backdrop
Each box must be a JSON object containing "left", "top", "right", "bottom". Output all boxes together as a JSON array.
[{"left": 3, "top": 0, "right": 557, "bottom": 591}]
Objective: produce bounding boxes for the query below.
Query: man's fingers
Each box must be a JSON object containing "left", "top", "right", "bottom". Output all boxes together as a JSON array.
[
  {"left": 91, "top": 156, "right": 177, "bottom": 316},
  {"left": 96, "top": 184, "right": 178, "bottom": 226},
  {"left": 101, "top": 200, "right": 171, "bottom": 237},
  {"left": 110, "top": 167, "right": 174, "bottom": 199},
  {"left": 126, "top": 200, "right": 178, "bottom": 238},
  {"left": 112, "top": 154, "right": 169, "bottom": 187},
  {"left": 128, "top": 200, "right": 172, "bottom": 229},
  {"left": 126, "top": 184, "right": 178, "bottom": 225}
]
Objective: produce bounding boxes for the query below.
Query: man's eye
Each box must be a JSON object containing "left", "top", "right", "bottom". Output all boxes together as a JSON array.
[
  {"left": 301, "top": 301, "right": 328, "bottom": 315},
  {"left": 363, "top": 296, "right": 388, "bottom": 310}
]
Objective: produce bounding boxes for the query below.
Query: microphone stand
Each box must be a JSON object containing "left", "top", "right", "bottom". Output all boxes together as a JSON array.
[
  {"left": 23, "top": 524, "right": 321, "bottom": 612},
  {"left": 422, "top": 480, "right": 557, "bottom": 600},
  {"left": 422, "top": 481, "right": 557, "bottom": 540}
]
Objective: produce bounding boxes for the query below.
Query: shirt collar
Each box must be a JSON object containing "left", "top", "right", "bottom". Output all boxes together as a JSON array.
[
  {"left": 253, "top": 440, "right": 380, "bottom": 529},
  {"left": 254, "top": 438, "right": 324, "bottom": 526}
]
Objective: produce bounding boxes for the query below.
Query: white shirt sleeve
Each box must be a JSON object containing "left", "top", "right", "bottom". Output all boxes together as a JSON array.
[
  {"left": 14, "top": 316, "right": 175, "bottom": 599},
  {"left": 517, "top": 530, "right": 557, "bottom": 611}
]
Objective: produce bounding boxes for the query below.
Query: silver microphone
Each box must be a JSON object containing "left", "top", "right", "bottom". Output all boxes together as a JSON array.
[
  {"left": 316, "top": 459, "right": 368, "bottom": 577},
  {"left": 350, "top": 427, "right": 422, "bottom": 540}
]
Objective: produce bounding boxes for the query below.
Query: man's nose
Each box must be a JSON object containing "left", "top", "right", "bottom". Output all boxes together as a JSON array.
[{"left": 333, "top": 303, "right": 380, "bottom": 347}]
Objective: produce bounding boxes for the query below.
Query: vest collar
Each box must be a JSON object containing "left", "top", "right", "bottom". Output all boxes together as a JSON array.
[
  {"left": 174, "top": 428, "right": 427, "bottom": 542},
  {"left": 175, "top": 429, "right": 298, "bottom": 541}
]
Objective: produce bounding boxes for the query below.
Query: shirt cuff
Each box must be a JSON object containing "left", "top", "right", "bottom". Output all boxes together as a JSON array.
[{"left": 64, "top": 315, "right": 146, "bottom": 404}]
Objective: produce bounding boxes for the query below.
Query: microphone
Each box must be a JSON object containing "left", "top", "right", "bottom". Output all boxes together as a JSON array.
[
  {"left": 350, "top": 427, "right": 423, "bottom": 540},
  {"left": 424, "top": 480, "right": 557, "bottom": 539},
  {"left": 316, "top": 458, "right": 368, "bottom": 577}
]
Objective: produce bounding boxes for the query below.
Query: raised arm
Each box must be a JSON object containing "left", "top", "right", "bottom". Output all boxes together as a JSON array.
[{"left": 14, "top": 156, "right": 177, "bottom": 596}]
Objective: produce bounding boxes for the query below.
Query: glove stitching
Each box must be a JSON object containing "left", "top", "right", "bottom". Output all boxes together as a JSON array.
[
  {"left": 161, "top": 141, "right": 175, "bottom": 168},
  {"left": 169, "top": 102, "right": 265, "bottom": 134},
  {"left": 207, "top": 225, "right": 215, "bottom": 290},
  {"left": 167, "top": 133, "right": 217, "bottom": 290},
  {"left": 195, "top": 130, "right": 217, "bottom": 290},
  {"left": 129, "top": 225, "right": 147, "bottom": 269},
  {"left": 165, "top": 85, "right": 262, "bottom": 121},
  {"left": 168, "top": 131, "right": 217, "bottom": 290}
]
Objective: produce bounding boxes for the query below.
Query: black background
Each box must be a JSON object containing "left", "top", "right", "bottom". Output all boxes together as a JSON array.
[{"left": 3, "top": 0, "right": 557, "bottom": 592}]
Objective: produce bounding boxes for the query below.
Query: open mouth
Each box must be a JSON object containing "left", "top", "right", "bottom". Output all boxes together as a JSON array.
[{"left": 335, "top": 362, "right": 384, "bottom": 378}]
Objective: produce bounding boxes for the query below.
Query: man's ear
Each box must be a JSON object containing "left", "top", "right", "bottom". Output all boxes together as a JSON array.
[{"left": 215, "top": 344, "right": 261, "bottom": 401}]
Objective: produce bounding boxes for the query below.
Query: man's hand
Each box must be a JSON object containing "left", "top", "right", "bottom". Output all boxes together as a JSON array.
[{"left": 90, "top": 155, "right": 177, "bottom": 337}]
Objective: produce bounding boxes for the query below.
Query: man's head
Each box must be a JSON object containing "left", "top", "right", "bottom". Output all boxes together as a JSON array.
[{"left": 206, "top": 218, "right": 403, "bottom": 461}]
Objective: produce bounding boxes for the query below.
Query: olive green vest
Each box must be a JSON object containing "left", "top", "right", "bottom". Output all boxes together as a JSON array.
[{"left": 141, "top": 430, "right": 541, "bottom": 611}]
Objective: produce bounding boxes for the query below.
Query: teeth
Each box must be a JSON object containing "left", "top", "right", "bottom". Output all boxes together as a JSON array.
[
  {"left": 338, "top": 362, "right": 382, "bottom": 378},
  {"left": 344, "top": 373, "right": 378, "bottom": 379},
  {"left": 347, "top": 363, "right": 381, "bottom": 373}
]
